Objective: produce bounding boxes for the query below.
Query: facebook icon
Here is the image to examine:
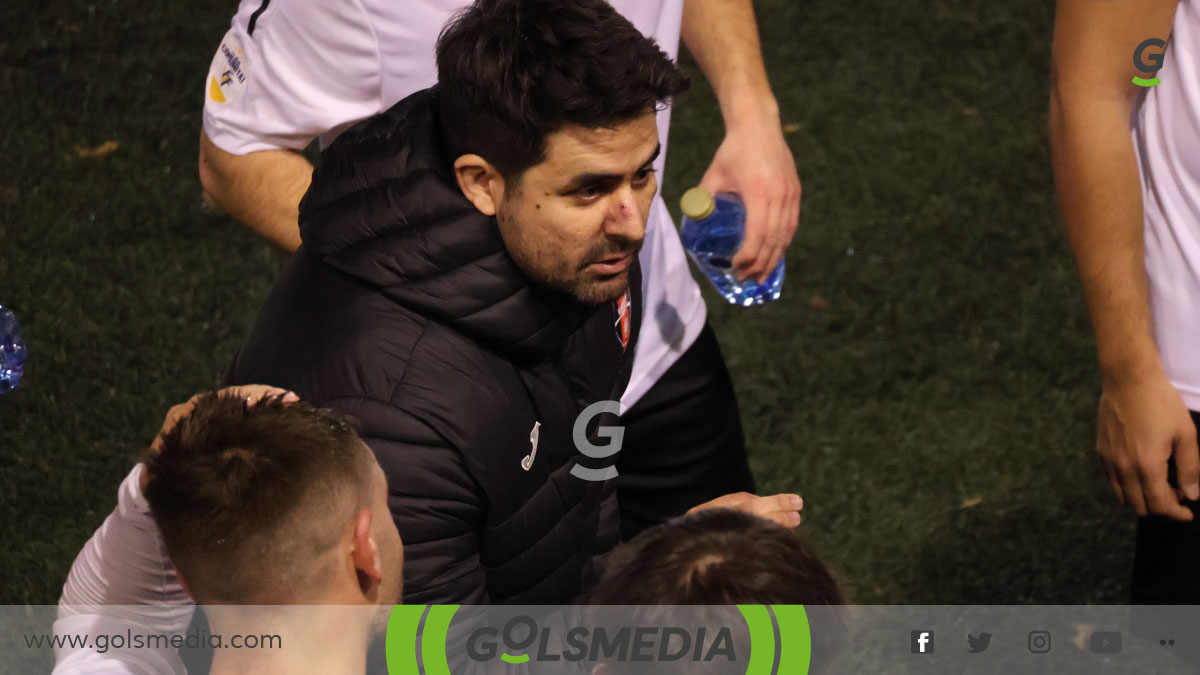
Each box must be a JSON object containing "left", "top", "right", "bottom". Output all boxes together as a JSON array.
[{"left": 911, "top": 630, "right": 935, "bottom": 654}]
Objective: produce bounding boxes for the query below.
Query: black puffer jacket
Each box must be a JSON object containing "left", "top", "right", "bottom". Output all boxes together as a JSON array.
[{"left": 226, "top": 90, "right": 640, "bottom": 605}]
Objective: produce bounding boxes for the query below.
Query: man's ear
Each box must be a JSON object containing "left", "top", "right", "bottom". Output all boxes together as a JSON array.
[
  {"left": 453, "top": 154, "right": 506, "bottom": 216},
  {"left": 351, "top": 509, "right": 383, "bottom": 595},
  {"left": 174, "top": 567, "right": 195, "bottom": 602}
]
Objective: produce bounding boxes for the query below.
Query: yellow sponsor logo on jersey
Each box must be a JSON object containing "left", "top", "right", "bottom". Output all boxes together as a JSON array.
[
  {"left": 205, "top": 30, "right": 250, "bottom": 104},
  {"left": 209, "top": 77, "right": 227, "bottom": 103}
]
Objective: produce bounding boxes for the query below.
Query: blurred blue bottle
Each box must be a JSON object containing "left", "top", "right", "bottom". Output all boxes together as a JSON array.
[
  {"left": 0, "top": 306, "right": 26, "bottom": 393},
  {"left": 679, "top": 187, "right": 785, "bottom": 306}
]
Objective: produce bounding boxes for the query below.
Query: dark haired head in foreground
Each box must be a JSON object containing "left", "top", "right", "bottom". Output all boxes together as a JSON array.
[
  {"left": 435, "top": 0, "right": 689, "bottom": 303},
  {"left": 143, "top": 392, "right": 403, "bottom": 607},
  {"left": 582, "top": 508, "right": 844, "bottom": 674},
  {"left": 584, "top": 508, "right": 843, "bottom": 605}
]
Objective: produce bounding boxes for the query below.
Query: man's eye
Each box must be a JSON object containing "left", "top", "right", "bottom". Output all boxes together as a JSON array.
[
  {"left": 633, "top": 169, "right": 656, "bottom": 186},
  {"left": 576, "top": 185, "right": 602, "bottom": 200}
]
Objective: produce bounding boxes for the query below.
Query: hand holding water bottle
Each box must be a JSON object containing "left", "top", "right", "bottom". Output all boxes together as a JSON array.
[
  {"left": 697, "top": 111, "right": 802, "bottom": 284},
  {"left": 680, "top": 188, "right": 786, "bottom": 306}
]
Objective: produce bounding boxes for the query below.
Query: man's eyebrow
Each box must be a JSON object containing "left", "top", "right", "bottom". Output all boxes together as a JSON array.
[
  {"left": 640, "top": 143, "right": 662, "bottom": 169},
  {"left": 560, "top": 143, "right": 662, "bottom": 193}
]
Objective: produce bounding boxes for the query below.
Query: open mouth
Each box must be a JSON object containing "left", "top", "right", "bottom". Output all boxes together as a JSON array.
[{"left": 589, "top": 253, "right": 633, "bottom": 276}]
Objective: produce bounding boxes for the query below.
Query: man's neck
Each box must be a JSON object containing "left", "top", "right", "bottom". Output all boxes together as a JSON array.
[{"left": 205, "top": 604, "right": 376, "bottom": 675}]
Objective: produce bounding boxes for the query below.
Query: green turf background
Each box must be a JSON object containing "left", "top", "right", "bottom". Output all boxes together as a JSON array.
[{"left": 0, "top": 0, "right": 1131, "bottom": 605}]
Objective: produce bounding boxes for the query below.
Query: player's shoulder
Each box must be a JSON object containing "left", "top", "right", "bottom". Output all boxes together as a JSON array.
[
  {"left": 230, "top": 0, "right": 316, "bottom": 29},
  {"left": 228, "top": 0, "right": 379, "bottom": 41}
]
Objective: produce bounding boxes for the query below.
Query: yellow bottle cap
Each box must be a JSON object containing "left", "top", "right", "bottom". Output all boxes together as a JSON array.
[{"left": 680, "top": 187, "right": 716, "bottom": 220}]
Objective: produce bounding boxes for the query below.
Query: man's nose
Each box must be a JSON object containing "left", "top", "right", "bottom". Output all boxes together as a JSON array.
[{"left": 605, "top": 186, "right": 646, "bottom": 242}]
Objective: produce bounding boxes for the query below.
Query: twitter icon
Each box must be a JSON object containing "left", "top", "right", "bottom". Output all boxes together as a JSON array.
[{"left": 968, "top": 633, "right": 992, "bottom": 653}]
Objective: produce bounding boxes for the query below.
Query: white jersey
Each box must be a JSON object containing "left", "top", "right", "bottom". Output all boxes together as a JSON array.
[
  {"left": 203, "top": 0, "right": 707, "bottom": 409},
  {"left": 1134, "top": 0, "right": 1200, "bottom": 411}
]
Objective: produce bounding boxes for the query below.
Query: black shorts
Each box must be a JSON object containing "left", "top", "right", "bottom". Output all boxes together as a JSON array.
[
  {"left": 614, "top": 322, "right": 755, "bottom": 540},
  {"left": 1131, "top": 410, "right": 1200, "bottom": 604}
]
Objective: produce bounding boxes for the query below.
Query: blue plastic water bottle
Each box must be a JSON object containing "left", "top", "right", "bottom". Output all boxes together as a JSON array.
[
  {"left": 0, "top": 306, "right": 26, "bottom": 393},
  {"left": 679, "top": 188, "right": 785, "bottom": 306}
]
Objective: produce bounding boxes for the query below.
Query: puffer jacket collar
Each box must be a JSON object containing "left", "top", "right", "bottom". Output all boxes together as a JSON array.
[{"left": 298, "top": 89, "right": 586, "bottom": 359}]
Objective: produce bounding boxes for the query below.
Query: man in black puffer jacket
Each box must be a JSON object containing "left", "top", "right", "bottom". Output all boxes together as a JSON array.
[{"left": 225, "top": 0, "right": 678, "bottom": 605}]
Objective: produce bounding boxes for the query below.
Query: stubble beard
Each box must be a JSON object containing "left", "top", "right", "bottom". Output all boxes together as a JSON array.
[{"left": 498, "top": 210, "right": 638, "bottom": 305}]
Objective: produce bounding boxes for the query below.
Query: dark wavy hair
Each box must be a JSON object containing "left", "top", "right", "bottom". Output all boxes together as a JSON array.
[{"left": 435, "top": 0, "right": 689, "bottom": 179}]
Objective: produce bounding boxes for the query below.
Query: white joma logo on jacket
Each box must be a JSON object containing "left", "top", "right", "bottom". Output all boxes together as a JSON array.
[{"left": 522, "top": 421, "right": 541, "bottom": 471}]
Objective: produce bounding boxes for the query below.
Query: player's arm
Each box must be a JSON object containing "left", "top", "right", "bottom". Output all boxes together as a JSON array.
[
  {"left": 1049, "top": 0, "right": 1193, "bottom": 518},
  {"left": 199, "top": 130, "right": 312, "bottom": 252},
  {"left": 53, "top": 464, "right": 193, "bottom": 674},
  {"left": 200, "top": 0, "right": 382, "bottom": 252},
  {"left": 681, "top": 0, "right": 800, "bottom": 283},
  {"left": 57, "top": 464, "right": 190, "bottom": 612}
]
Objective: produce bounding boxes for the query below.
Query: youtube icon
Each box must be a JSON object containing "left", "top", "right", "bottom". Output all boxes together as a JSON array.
[{"left": 1090, "top": 632, "right": 1122, "bottom": 654}]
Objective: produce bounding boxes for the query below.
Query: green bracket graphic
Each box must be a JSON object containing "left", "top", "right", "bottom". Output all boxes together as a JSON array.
[
  {"left": 771, "top": 605, "right": 812, "bottom": 675},
  {"left": 738, "top": 605, "right": 776, "bottom": 674},
  {"left": 422, "top": 605, "right": 459, "bottom": 675},
  {"left": 738, "top": 605, "right": 812, "bottom": 675},
  {"left": 386, "top": 604, "right": 458, "bottom": 674},
  {"left": 386, "top": 606, "right": 425, "bottom": 675},
  {"left": 1133, "top": 75, "right": 1161, "bottom": 87}
]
